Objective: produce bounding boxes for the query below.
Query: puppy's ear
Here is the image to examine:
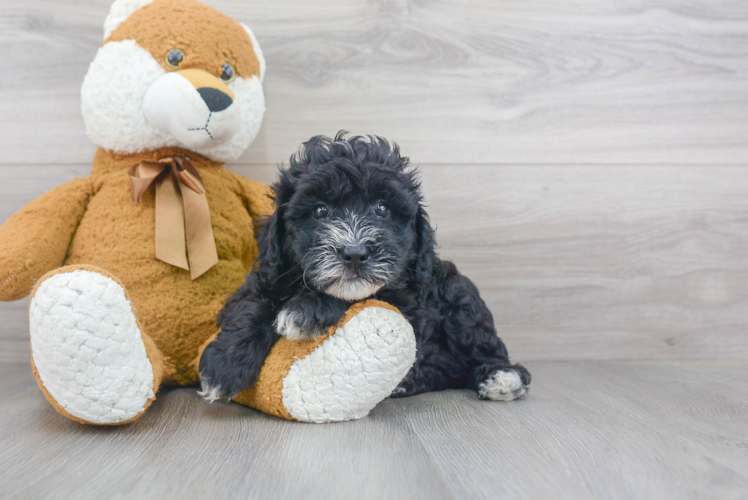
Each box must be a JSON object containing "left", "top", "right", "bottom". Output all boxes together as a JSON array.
[
  {"left": 256, "top": 209, "right": 284, "bottom": 288},
  {"left": 256, "top": 171, "right": 293, "bottom": 288},
  {"left": 413, "top": 205, "right": 437, "bottom": 288}
]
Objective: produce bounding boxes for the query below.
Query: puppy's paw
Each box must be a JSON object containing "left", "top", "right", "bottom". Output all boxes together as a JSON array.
[
  {"left": 274, "top": 298, "right": 343, "bottom": 340},
  {"left": 198, "top": 339, "right": 265, "bottom": 401},
  {"left": 478, "top": 369, "right": 529, "bottom": 401},
  {"left": 275, "top": 308, "right": 319, "bottom": 340},
  {"left": 197, "top": 380, "right": 223, "bottom": 403},
  {"left": 389, "top": 386, "right": 409, "bottom": 398},
  {"left": 390, "top": 372, "right": 416, "bottom": 398}
]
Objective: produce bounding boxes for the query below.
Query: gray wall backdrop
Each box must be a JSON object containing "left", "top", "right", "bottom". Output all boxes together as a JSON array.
[{"left": 1, "top": 0, "right": 747, "bottom": 363}]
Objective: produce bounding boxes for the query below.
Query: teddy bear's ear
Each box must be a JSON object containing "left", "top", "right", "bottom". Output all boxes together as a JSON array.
[
  {"left": 241, "top": 23, "right": 266, "bottom": 83},
  {"left": 103, "top": 0, "right": 155, "bottom": 40}
]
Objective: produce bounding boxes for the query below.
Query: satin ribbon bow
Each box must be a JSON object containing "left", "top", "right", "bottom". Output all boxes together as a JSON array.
[{"left": 128, "top": 156, "right": 218, "bottom": 280}]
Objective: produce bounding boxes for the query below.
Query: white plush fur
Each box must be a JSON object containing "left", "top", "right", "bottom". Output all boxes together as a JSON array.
[
  {"left": 103, "top": 0, "right": 155, "bottom": 40},
  {"left": 143, "top": 71, "right": 243, "bottom": 149},
  {"left": 29, "top": 270, "right": 155, "bottom": 424},
  {"left": 478, "top": 370, "right": 528, "bottom": 401},
  {"left": 82, "top": 37, "right": 265, "bottom": 163},
  {"left": 281, "top": 307, "right": 416, "bottom": 423},
  {"left": 81, "top": 40, "right": 168, "bottom": 154},
  {"left": 192, "top": 75, "right": 264, "bottom": 162}
]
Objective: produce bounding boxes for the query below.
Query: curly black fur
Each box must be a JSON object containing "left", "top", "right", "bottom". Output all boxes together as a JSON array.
[{"left": 199, "top": 132, "right": 530, "bottom": 401}]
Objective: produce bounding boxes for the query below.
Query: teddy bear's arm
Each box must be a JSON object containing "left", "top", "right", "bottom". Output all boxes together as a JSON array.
[
  {"left": 0, "top": 177, "right": 93, "bottom": 301},
  {"left": 229, "top": 171, "right": 275, "bottom": 220}
]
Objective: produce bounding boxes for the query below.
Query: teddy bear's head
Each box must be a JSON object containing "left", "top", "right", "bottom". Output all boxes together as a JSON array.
[{"left": 81, "top": 0, "right": 265, "bottom": 163}]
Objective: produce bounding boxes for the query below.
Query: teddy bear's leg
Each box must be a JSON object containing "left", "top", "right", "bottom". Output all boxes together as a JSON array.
[
  {"left": 232, "top": 300, "right": 416, "bottom": 423},
  {"left": 29, "top": 265, "right": 164, "bottom": 425}
]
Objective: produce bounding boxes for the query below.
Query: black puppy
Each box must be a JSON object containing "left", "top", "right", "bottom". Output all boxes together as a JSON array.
[{"left": 199, "top": 132, "right": 530, "bottom": 402}]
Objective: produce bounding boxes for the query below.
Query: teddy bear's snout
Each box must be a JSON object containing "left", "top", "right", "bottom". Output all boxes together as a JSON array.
[{"left": 142, "top": 68, "right": 242, "bottom": 149}]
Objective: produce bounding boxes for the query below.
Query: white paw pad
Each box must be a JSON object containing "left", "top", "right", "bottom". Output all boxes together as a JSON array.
[
  {"left": 478, "top": 369, "right": 528, "bottom": 401},
  {"left": 30, "top": 270, "right": 155, "bottom": 424}
]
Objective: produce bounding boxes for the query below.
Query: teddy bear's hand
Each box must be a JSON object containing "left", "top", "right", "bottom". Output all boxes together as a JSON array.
[
  {"left": 0, "top": 178, "right": 93, "bottom": 301},
  {"left": 274, "top": 290, "right": 349, "bottom": 340}
]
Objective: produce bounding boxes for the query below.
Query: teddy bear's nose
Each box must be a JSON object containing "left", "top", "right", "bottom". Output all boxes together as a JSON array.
[{"left": 196, "top": 87, "right": 234, "bottom": 112}]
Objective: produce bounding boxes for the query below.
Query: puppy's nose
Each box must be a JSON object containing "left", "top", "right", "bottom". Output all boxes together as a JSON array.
[{"left": 340, "top": 246, "right": 370, "bottom": 269}]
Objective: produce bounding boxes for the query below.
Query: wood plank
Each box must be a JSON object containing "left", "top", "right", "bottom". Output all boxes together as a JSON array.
[
  {"left": 0, "top": 364, "right": 450, "bottom": 500},
  {"left": 1, "top": 0, "right": 747, "bottom": 165},
  {"left": 0, "top": 361, "right": 746, "bottom": 499},
  {"left": 2, "top": 164, "right": 748, "bottom": 362},
  {"left": 392, "top": 360, "right": 748, "bottom": 499},
  {"left": 0, "top": 300, "right": 29, "bottom": 364},
  {"left": 416, "top": 165, "right": 748, "bottom": 361}
]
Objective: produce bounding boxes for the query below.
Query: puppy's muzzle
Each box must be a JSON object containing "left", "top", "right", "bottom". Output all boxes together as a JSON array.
[{"left": 340, "top": 245, "right": 370, "bottom": 270}]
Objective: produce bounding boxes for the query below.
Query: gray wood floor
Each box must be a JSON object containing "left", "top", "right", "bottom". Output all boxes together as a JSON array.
[{"left": 1, "top": 361, "right": 747, "bottom": 500}]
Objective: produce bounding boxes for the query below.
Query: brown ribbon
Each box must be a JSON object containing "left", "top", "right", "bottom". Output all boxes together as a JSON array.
[{"left": 128, "top": 156, "right": 218, "bottom": 280}]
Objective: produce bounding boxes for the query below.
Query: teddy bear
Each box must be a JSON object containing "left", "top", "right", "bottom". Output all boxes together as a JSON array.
[{"left": 0, "top": 0, "right": 415, "bottom": 425}]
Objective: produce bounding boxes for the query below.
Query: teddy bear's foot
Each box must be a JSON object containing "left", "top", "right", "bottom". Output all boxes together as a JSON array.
[
  {"left": 283, "top": 304, "right": 417, "bottom": 422},
  {"left": 235, "top": 300, "right": 416, "bottom": 423},
  {"left": 29, "top": 266, "right": 160, "bottom": 425}
]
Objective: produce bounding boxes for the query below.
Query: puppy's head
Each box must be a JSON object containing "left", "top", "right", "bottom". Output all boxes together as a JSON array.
[{"left": 258, "top": 132, "right": 436, "bottom": 301}]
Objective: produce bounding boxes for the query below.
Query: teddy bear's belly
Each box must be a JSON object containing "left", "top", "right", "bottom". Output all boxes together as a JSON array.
[{"left": 64, "top": 178, "right": 257, "bottom": 385}]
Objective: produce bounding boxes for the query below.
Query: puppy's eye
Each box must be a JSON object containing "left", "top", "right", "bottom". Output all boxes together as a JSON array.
[
  {"left": 220, "top": 63, "right": 235, "bottom": 82},
  {"left": 166, "top": 49, "right": 184, "bottom": 68},
  {"left": 313, "top": 205, "right": 329, "bottom": 219},
  {"left": 374, "top": 202, "right": 390, "bottom": 217}
]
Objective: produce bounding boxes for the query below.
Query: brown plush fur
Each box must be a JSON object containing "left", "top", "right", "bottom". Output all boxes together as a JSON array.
[
  {"left": 0, "top": 146, "right": 273, "bottom": 389},
  {"left": 106, "top": 0, "right": 262, "bottom": 79},
  {"left": 78, "top": 148, "right": 272, "bottom": 385},
  {"left": 230, "top": 299, "right": 403, "bottom": 420},
  {"left": 0, "top": 178, "right": 93, "bottom": 301}
]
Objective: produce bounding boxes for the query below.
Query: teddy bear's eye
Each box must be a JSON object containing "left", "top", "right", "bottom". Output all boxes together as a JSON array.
[
  {"left": 166, "top": 49, "right": 184, "bottom": 68},
  {"left": 220, "top": 63, "right": 235, "bottom": 82}
]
